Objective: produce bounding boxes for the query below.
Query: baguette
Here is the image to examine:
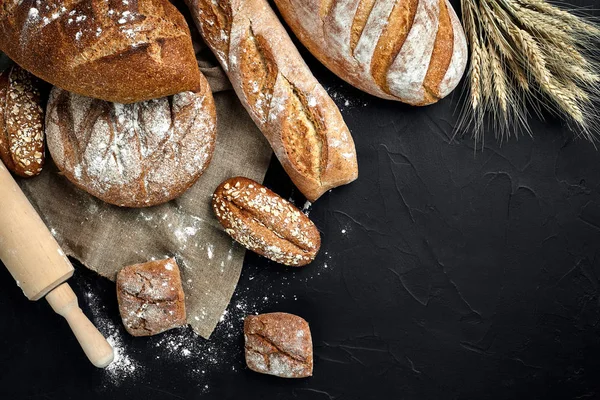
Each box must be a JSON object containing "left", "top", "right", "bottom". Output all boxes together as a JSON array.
[
  {"left": 186, "top": 0, "right": 359, "bottom": 202},
  {"left": 0, "top": 0, "right": 201, "bottom": 103},
  {"left": 273, "top": 0, "right": 468, "bottom": 106}
]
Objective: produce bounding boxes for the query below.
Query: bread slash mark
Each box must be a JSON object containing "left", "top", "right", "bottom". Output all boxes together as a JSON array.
[
  {"left": 371, "top": 0, "right": 420, "bottom": 94},
  {"left": 350, "top": 0, "right": 378, "bottom": 54},
  {"left": 422, "top": 0, "right": 454, "bottom": 103}
]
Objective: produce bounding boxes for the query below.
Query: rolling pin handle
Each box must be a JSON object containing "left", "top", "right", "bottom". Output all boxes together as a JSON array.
[{"left": 45, "top": 283, "right": 114, "bottom": 368}]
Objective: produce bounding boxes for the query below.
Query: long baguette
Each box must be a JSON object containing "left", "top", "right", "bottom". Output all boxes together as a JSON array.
[{"left": 186, "top": 0, "right": 359, "bottom": 202}]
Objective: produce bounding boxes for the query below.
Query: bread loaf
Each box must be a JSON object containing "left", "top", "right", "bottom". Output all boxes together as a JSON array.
[
  {"left": 186, "top": 0, "right": 359, "bottom": 202},
  {"left": 244, "top": 312, "right": 313, "bottom": 378},
  {"left": 0, "top": 64, "right": 45, "bottom": 177},
  {"left": 273, "top": 0, "right": 468, "bottom": 106},
  {"left": 212, "top": 177, "right": 321, "bottom": 267},
  {"left": 0, "top": 0, "right": 201, "bottom": 103},
  {"left": 117, "top": 258, "right": 187, "bottom": 337},
  {"left": 46, "top": 78, "right": 217, "bottom": 208}
]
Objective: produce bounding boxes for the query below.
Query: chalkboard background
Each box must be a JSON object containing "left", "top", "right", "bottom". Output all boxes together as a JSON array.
[{"left": 1, "top": 0, "right": 600, "bottom": 398}]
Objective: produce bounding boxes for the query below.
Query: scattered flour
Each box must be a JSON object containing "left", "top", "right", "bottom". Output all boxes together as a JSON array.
[{"left": 82, "top": 288, "right": 141, "bottom": 385}]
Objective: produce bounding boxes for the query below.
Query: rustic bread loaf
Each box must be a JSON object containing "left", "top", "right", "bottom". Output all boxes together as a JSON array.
[
  {"left": 244, "top": 312, "right": 313, "bottom": 378},
  {"left": 0, "top": 64, "right": 45, "bottom": 177},
  {"left": 117, "top": 258, "right": 186, "bottom": 337},
  {"left": 186, "top": 0, "right": 359, "bottom": 202},
  {"left": 212, "top": 177, "right": 321, "bottom": 267},
  {"left": 0, "top": 0, "right": 201, "bottom": 103},
  {"left": 46, "top": 78, "right": 217, "bottom": 208},
  {"left": 273, "top": 0, "right": 468, "bottom": 106}
]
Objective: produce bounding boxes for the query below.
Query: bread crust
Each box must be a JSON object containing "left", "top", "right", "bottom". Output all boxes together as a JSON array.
[
  {"left": 46, "top": 77, "right": 217, "bottom": 208},
  {"left": 212, "top": 177, "right": 321, "bottom": 267},
  {"left": 0, "top": 64, "right": 45, "bottom": 177},
  {"left": 0, "top": 0, "right": 201, "bottom": 103},
  {"left": 273, "top": 0, "right": 468, "bottom": 105},
  {"left": 117, "top": 258, "right": 187, "bottom": 337},
  {"left": 244, "top": 312, "right": 313, "bottom": 378},
  {"left": 187, "top": 0, "right": 358, "bottom": 202}
]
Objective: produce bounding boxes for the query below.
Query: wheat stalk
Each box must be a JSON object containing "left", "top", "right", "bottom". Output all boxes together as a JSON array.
[{"left": 459, "top": 0, "right": 600, "bottom": 144}]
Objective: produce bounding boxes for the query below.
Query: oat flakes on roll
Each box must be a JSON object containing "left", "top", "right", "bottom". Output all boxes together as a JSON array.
[
  {"left": 273, "top": 0, "right": 468, "bottom": 105},
  {"left": 45, "top": 77, "right": 217, "bottom": 208},
  {"left": 212, "top": 177, "right": 321, "bottom": 267},
  {"left": 0, "top": 64, "right": 45, "bottom": 177},
  {"left": 244, "top": 312, "right": 313, "bottom": 378}
]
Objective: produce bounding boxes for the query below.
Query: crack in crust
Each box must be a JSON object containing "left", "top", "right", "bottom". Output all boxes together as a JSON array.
[
  {"left": 279, "top": 76, "right": 327, "bottom": 184},
  {"left": 212, "top": 177, "right": 320, "bottom": 266},
  {"left": 239, "top": 23, "right": 327, "bottom": 184},
  {"left": 244, "top": 313, "right": 313, "bottom": 378},
  {"left": 350, "top": 0, "right": 377, "bottom": 55},
  {"left": 422, "top": 0, "right": 454, "bottom": 103},
  {"left": 370, "top": 0, "right": 420, "bottom": 95},
  {"left": 239, "top": 24, "right": 278, "bottom": 124},
  {"left": 190, "top": 0, "right": 233, "bottom": 69},
  {"left": 319, "top": 0, "right": 336, "bottom": 19},
  {"left": 116, "top": 259, "right": 186, "bottom": 337}
]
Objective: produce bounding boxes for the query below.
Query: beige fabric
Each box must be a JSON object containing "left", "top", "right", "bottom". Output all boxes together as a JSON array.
[{"left": 14, "top": 50, "right": 272, "bottom": 339}]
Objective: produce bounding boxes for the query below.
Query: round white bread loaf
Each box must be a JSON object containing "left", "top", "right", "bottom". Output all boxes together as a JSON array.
[
  {"left": 273, "top": 0, "right": 468, "bottom": 106},
  {"left": 46, "top": 81, "right": 217, "bottom": 208}
]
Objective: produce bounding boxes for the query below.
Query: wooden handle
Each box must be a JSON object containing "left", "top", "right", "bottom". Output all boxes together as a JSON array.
[
  {"left": 46, "top": 283, "right": 114, "bottom": 368},
  {"left": 0, "top": 161, "right": 74, "bottom": 300}
]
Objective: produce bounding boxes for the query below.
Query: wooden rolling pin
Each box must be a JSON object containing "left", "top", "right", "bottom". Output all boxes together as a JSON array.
[{"left": 0, "top": 161, "right": 114, "bottom": 368}]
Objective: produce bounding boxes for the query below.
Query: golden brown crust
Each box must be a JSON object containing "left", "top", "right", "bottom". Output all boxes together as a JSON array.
[
  {"left": 370, "top": 0, "right": 419, "bottom": 94},
  {"left": 117, "top": 258, "right": 187, "bottom": 337},
  {"left": 350, "top": 0, "right": 377, "bottom": 54},
  {"left": 187, "top": 0, "right": 358, "bottom": 202},
  {"left": 0, "top": 64, "right": 44, "bottom": 178},
  {"left": 212, "top": 177, "right": 321, "bottom": 267},
  {"left": 0, "top": 0, "right": 200, "bottom": 103},
  {"left": 244, "top": 312, "right": 313, "bottom": 378},
  {"left": 46, "top": 77, "right": 217, "bottom": 208},
  {"left": 422, "top": 0, "right": 454, "bottom": 103},
  {"left": 273, "top": 0, "right": 468, "bottom": 105}
]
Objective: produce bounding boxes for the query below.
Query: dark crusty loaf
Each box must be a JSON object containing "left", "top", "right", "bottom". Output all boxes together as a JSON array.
[
  {"left": 212, "top": 177, "right": 321, "bottom": 267},
  {"left": 117, "top": 258, "right": 187, "bottom": 337},
  {"left": 244, "top": 312, "right": 313, "bottom": 378},
  {"left": 0, "top": 0, "right": 201, "bottom": 103},
  {"left": 46, "top": 76, "right": 217, "bottom": 208},
  {"left": 186, "top": 0, "right": 359, "bottom": 202},
  {"left": 0, "top": 64, "right": 45, "bottom": 177},
  {"left": 273, "top": 0, "right": 468, "bottom": 105}
]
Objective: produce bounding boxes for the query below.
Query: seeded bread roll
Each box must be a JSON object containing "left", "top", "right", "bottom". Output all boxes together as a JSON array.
[
  {"left": 212, "top": 177, "right": 321, "bottom": 266},
  {"left": 244, "top": 312, "right": 313, "bottom": 378},
  {"left": 186, "top": 0, "right": 359, "bottom": 202},
  {"left": 0, "top": 64, "right": 45, "bottom": 177},
  {"left": 0, "top": 0, "right": 201, "bottom": 103},
  {"left": 117, "top": 258, "right": 186, "bottom": 337},
  {"left": 46, "top": 78, "right": 217, "bottom": 208},
  {"left": 273, "top": 0, "right": 468, "bottom": 105}
]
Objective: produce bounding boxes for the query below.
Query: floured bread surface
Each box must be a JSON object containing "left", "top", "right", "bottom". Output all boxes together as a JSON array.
[
  {"left": 45, "top": 82, "right": 217, "bottom": 207},
  {"left": 117, "top": 258, "right": 186, "bottom": 337},
  {"left": 273, "top": 0, "right": 468, "bottom": 105}
]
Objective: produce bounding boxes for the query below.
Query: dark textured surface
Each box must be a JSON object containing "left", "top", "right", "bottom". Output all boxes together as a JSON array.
[{"left": 2, "top": 1, "right": 600, "bottom": 398}]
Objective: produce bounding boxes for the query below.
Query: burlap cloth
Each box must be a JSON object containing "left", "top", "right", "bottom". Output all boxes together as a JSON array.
[{"left": 3, "top": 43, "right": 273, "bottom": 339}]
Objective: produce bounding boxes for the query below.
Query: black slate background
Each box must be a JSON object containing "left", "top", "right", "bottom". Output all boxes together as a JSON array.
[{"left": 2, "top": 0, "right": 600, "bottom": 398}]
